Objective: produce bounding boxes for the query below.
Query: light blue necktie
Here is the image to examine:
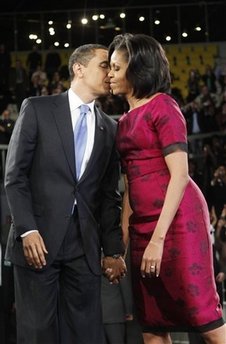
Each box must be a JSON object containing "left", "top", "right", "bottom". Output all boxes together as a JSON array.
[{"left": 74, "top": 104, "right": 89, "bottom": 179}]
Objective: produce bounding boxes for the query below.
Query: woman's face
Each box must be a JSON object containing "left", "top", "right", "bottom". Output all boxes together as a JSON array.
[{"left": 109, "top": 49, "right": 132, "bottom": 97}]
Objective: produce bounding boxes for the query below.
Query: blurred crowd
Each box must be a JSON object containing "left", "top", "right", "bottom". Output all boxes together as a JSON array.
[{"left": 0, "top": 44, "right": 69, "bottom": 115}]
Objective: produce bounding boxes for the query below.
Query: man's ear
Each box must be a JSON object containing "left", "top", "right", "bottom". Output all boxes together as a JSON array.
[{"left": 73, "top": 62, "right": 84, "bottom": 78}]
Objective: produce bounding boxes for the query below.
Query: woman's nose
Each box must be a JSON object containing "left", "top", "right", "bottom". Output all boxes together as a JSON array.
[{"left": 108, "top": 70, "right": 113, "bottom": 77}]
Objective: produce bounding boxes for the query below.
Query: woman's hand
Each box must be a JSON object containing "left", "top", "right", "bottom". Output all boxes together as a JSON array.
[{"left": 140, "top": 240, "right": 164, "bottom": 278}]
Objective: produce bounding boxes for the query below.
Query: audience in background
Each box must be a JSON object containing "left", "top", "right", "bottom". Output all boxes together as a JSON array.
[
  {"left": 186, "top": 68, "right": 200, "bottom": 102},
  {"left": 0, "top": 108, "right": 15, "bottom": 145},
  {"left": 29, "top": 73, "right": 42, "bottom": 97},
  {"left": 202, "top": 64, "right": 217, "bottom": 93},
  {"left": 26, "top": 45, "right": 42, "bottom": 84},
  {"left": 0, "top": 44, "right": 11, "bottom": 103},
  {"left": 9, "top": 60, "right": 29, "bottom": 112},
  {"left": 47, "top": 71, "right": 65, "bottom": 94},
  {"left": 0, "top": 43, "right": 11, "bottom": 112},
  {"left": 44, "top": 45, "right": 61, "bottom": 82},
  {"left": 30, "top": 64, "right": 47, "bottom": 87}
]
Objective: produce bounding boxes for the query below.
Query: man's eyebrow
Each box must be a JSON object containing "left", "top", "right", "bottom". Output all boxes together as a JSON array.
[{"left": 99, "top": 60, "right": 109, "bottom": 65}]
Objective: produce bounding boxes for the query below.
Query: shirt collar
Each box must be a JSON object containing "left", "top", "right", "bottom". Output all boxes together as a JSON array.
[{"left": 68, "top": 88, "right": 95, "bottom": 113}]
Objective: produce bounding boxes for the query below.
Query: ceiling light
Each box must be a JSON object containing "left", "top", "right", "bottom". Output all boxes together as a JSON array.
[
  {"left": 29, "top": 34, "right": 38, "bottom": 40},
  {"left": 81, "top": 18, "right": 88, "bottom": 25},
  {"left": 195, "top": 26, "right": 201, "bottom": 31},
  {"left": 182, "top": 31, "right": 188, "bottom": 38}
]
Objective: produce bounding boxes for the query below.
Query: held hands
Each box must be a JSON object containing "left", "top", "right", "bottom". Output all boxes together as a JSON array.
[
  {"left": 141, "top": 240, "right": 164, "bottom": 278},
  {"left": 102, "top": 256, "right": 127, "bottom": 284},
  {"left": 216, "top": 272, "right": 225, "bottom": 283},
  {"left": 22, "top": 232, "right": 48, "bottom": 269}
]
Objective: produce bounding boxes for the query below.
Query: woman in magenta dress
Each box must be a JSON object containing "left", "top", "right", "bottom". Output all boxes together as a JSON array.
[{"left": 108, "top": 33, "right": 226, "bottom": 344}]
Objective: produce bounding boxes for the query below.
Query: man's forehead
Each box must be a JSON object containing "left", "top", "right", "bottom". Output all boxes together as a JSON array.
[{"left": 92, "top": 48, "right": 108, "bottom": 61}]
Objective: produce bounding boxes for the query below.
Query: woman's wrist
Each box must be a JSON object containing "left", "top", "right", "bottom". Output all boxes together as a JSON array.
[
  {"left": 150, "top": 240, "right": 161, "bottom": 247},
  {"left": 150, "top": 236, "right": 165, "bottom": 246}
]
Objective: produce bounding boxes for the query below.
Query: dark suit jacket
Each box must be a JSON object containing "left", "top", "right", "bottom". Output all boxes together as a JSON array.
[{"left": 4, "top": 91, "right": 124, "bottom": 275}]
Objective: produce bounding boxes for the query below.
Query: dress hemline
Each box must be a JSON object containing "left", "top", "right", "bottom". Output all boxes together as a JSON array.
[{"left": 142, "top": 317, "right": 225, "bottom": 333}]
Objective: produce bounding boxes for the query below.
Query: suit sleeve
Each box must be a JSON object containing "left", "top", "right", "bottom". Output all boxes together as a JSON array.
[
  {"left": 100, "top": 125, "right": 125, "bottom": 256},
  {"left": 4, "top": 98, "right": 38, "bottom": 239}
]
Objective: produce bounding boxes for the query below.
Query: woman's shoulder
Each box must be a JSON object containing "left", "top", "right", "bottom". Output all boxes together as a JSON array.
[
  {"left": 151, "top": 92, "right": 181, "bottom": 113},
  {"left": 151, "top": 92, "right": 177, "bottom": 106}
]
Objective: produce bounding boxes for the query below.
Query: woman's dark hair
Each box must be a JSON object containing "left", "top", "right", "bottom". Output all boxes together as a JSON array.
[{"left": 108, "top": 33, "right": 171, "bottom": 99}]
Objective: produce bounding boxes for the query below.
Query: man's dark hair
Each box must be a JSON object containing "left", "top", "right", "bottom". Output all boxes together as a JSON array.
[{"left": 68, "top": 44, "right": 107, "bottom": 80}]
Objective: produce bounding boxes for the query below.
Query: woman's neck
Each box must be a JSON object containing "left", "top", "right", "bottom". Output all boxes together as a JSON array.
[{"left": 127, "top": 93, "right": 160, "bottom": 110}]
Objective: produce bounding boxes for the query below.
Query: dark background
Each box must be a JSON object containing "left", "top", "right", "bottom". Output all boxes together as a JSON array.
[{"left": 1, "top": 0, "right": 225, "bottom": 50}]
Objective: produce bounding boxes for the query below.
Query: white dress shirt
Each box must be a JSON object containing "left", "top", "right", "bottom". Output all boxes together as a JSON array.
[{"left": 22, "top": 88, "right": 96, "bottom": 237}]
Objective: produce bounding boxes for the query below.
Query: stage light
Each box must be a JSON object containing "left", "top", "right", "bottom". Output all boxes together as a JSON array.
[
  {"left": 165, "top": 35, "right": 171, "bottom": 42},
  {"left": 81, "top": 18, "right": 88, "bottom": 25}
]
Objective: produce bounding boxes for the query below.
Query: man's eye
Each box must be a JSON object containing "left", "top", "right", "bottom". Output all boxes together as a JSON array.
[{"left": 100, "top": 63, "right": 109, "bottom": 69}]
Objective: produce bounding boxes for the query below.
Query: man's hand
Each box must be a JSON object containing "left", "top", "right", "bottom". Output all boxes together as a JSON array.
[
  {"left": 22, "top": 232, "right": 48, "bottom": 269},
  {"left": 216, "top": 272, "right": 225, "bottom": 283},
  {"left": 102, "top": 256, "right": 127, "bottom": 284}
]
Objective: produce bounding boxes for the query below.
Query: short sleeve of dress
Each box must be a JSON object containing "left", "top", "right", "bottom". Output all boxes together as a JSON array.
[{"left": 151, "top": 94, "right": 188, "bottom": 156}]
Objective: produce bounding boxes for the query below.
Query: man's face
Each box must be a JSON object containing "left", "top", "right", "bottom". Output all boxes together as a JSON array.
[{"left": 82, "top": 49, "right": 110, "bottom": 97}]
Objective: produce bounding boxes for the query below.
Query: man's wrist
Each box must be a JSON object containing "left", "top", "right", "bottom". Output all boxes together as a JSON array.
[
  {"left": 21, "top": 230, "right": 39, "bottom": 238},
  {"left": 111, "top": 254, "right": 123, "bottom": 259}
]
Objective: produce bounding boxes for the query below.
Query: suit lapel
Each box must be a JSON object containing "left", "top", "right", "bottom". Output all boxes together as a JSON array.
[{"left": 51, "top": 91, "right": 76, "bottom": 181}]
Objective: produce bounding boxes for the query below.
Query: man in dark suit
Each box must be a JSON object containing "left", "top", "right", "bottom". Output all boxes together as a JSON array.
[{"left": 4, "top": 43, "right": 126, "bottom": 344}]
